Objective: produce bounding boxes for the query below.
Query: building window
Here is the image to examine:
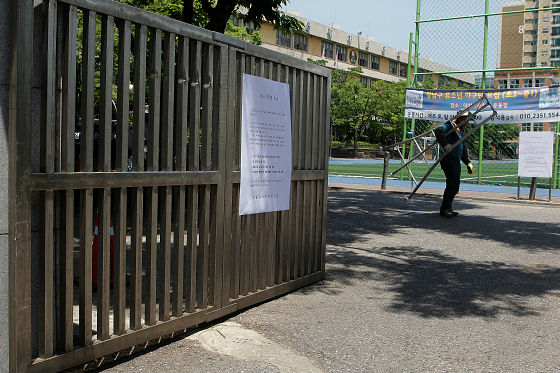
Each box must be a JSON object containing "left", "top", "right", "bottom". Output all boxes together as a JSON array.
[
  {"left": 551, "top": 48, "right": 560, "bottom": 58},
  {"left": 358, "top": 52, "right": 369, "bottom": 67},
  {"left": 542, "top": 51, "right": 549, "bottom": 56},
  {"left": 552, "top": 26, "right": 560, "bottom": 35},
  {"left": 416, "top": 68, "right": 428, "bottom": 83},
  {"left": 522, "top": 123, "right": 531, "bottom": 131},
  {"left": 498, "top": 79, "right": 507, "bottom": 89},
  {"left": 535, "top": 77, "right": 545, "bottom": 87},
  {"left": 389, "top": 61, "right": 398, "bottom": 75},
  {"left": 554, "top": 15, "right": 560, "bottom": 23},
  {"left": 335, "top": 45, "right": 347, "bottom": 62},
  {"left": 523, "top": 78, "right": 533, "bottom": 87},
  {"left": 399, "top": 63, "right": 408, "bottom": 78},
  {"left": 360, "top": 76, "right": 369, "bottom": 87},
  {"left": 509, "top": 79, "right": 520, "bottom": 88},
  {"left": 543, "top": 28, "right": 550, "bottom": 33},
  {"left": 371, "top": 55, "right": 380, "bottom": 70},
  {"left": 321, "top": 41, "right": 334, "bottom": 59},
  {"left": 293, "top": 33, "right": 308, "bottom": 51},
  {"left": 553, "top": 60, "right": 560, "bottom": 66},
  {"left": 534, "top": 123, "right": 544, "bottom": 131},
  {"left": 544, "top": 17, "right": 550, "bottom": 22},
  {"left": 543, "top": 39, "right": 549, "bottom": 44},
  {"left": 276, "top": 30, "right": 292, "bottom": 48},
  {"left": 438, "top": 75, "right": 453, "bottom": 88},
  {"left": 542, "top": 62, "right": 548, "bottom": 66}
]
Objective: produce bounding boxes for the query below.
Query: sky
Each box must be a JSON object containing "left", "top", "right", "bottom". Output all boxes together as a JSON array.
[
  {"left": 281, "top": 0, "right": 503, "bottom": 73},
  {"left": 282, "top": 0, "right": 419, "bottom": 52}
]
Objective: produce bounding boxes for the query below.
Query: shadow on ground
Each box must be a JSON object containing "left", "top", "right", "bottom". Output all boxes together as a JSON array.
[
  {"left": 327, "top": 190, "right": 559, "bottom": 251},
  {"left": 300, "top": 190, "right": 560, "bottom": 319},
  {"left": 323, "top": 245, "right": 560, "bottom": 318}
]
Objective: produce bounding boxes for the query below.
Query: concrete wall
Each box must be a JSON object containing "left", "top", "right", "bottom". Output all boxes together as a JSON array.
[{"left": 0, "top": 0, "right": 11, "bottom": 371}]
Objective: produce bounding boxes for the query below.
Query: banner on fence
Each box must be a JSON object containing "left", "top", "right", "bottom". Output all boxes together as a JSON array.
[
  {"left": 239, "top": 74, "right": 292, "bottom": 215},
  {"left": 405, "top": 87, "right": 560, "bottom": 124},
  {"left": 518, "top": 131, "right": 555, "bottom": 178}
]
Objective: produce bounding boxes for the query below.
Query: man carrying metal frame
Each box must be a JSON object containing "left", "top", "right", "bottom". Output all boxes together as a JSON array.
[{"left": 434, "top": 112, "right": 474, "bottom": 218}]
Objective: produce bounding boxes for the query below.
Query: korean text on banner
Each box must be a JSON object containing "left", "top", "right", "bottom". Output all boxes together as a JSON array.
[
  {"left": 405, "top": 87, "right": 560, "bottom": 124},
  {"left": 518, "top": 131, "right": 555, "bottom": 178},
  {"left": 239, "top": 74, "right": 292, "bottom": 216}
]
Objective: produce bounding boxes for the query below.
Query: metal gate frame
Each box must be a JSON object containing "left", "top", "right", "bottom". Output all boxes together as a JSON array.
[{"left": 8, "top": 1, "right": 331, "bottom": 372}]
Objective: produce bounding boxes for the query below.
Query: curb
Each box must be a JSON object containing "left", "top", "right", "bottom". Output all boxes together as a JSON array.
[{"left": 328, "top": 185, "right": 560, "bottom": 208}]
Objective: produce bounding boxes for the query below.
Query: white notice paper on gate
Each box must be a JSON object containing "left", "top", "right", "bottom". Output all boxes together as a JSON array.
[
  {"left": 518, "top": 131, "right": 555, "bottom": 178},
  {"left": 239, "top": 74, "right": 292, "bottom": 215}
]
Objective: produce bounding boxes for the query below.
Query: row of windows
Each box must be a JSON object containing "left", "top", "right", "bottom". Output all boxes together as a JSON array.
[
  {"left": 497, "top": 78, "right": 546, "bottom": 88},
  {"left": 521, "top": 123, "right": 544, "bottom": 131},
  {"left": 274, "top": 32, "right": 463, "bottom": 84},
  {"left": 275, "top": 31, "right": 309, "bottom": 52}
]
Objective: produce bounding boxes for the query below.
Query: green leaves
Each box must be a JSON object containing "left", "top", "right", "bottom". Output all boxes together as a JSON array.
[{"left": 331, "top": 74, "right": 406, "bottom": 148}]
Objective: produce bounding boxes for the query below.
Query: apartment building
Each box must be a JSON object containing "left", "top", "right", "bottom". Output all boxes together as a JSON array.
[
  {"left": 237, "top": 12, "right": 475, "bottom": 88},
  {"left": 496, "top": 0, "right": 560, "bottom": 130}
]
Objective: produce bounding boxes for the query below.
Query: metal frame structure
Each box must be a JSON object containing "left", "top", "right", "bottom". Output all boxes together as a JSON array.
[
  {"left": 403, "top": 0, "right": 560, "bottom": 189},
  {"left": 388, "top": 96, "right": 498, "bottom": 199},
  {"left": 8, "top": 1, "right": 331, "bottom": 372}
]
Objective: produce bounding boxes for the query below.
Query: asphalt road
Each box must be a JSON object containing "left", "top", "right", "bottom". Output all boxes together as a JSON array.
[{"left": 97, "top": 190, "right": 560, "bottom": 373}]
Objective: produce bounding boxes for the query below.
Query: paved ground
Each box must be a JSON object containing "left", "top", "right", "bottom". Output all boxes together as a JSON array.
[{"left": 95, "top": 187, "right": 560, "bottom": 373}]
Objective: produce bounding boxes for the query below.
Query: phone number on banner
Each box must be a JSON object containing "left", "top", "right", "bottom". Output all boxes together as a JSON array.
[{"left": 404, "top": 109, "right": 560, "bottom": 124}]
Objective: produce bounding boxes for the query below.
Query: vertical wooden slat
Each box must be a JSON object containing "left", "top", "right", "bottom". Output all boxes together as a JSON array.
[
  {"left": 172, "top": 36, "right": 189, "bottom": 317},
  {"left": 145, "top": 27, "right": 161, "bottom": 326},
  {"left": 309, "top": 75, "right": 319, "bottom": 273},
  {"left": 209, "top": 44, "right": 225, "bottom": 309},
  {"left": 321, "top": 75, "right": 332, "bottom": 274},
  {"left": 186, "top": 40, "right": 201, "bottom": 313},
  {"left": 241, "top": 215, "right": 250, "bottom": 295},
  {"left": 197, "top": 186, "right": 210, "bottom": 308},
  {"left": 250, "top": 214, "right": 258, "bottom": 292},
  {"left": 159, "top": 32, "right": 176, "bottom": 321},
  {"left": 222, "top": 46, "right": 237, "bottom": 304},
  {"left": 96, "top": 14, "right": 114, "bottom": 343},
  {"left": 295, "top": 69, "right": 305, "bottom": 279},
  {"left": 114, "top": 19, "right": 131, "bottom": 335},
  {"left": 314, "top": 76, "right": 325, "bottom": 273},
  {"left": 9, "top": 0, "right": 34, "bottom": 368},
  {"left": 304, "top": 72, "right": 314, "bottom": 276},
  {"left": 130, "top": 23, "right": 147, "bottom": 330},
  {"left": 230, "top": 52, "right": 244, "bottom": 299},
  {"left": 287, "top": 67, "right": 297, "bottom": 281},
  {"left": 199, "top": 44, "right": 214, "bottom": 308},
  {"left": 258, "top": 212, "right": 266, "bottom": 290},
  {"left": 58, "top": 4, "right": 77, "bottom": 352},
  {"left": 231, "top": 185, "right": 240, "bottom": 298},
  {"left": 78, "top": 9, "right": 96, "bottom": 347},
  {"left": 39, "top": 0, "right": 57, "bottom": 358}
]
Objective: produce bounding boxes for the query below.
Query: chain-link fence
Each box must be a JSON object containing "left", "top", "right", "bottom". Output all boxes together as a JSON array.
[{"left": 404, "top": 0, "right": 560, "bottom": 190}]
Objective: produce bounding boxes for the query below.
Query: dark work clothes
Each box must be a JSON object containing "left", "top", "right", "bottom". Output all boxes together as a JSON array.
[{"left": 434, "top": 121, "right": 471, "bottom": 211}]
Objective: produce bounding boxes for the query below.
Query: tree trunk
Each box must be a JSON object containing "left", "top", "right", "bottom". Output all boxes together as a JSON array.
[
  {"left": 353, "top": 130, "right": 358, "bottom": 158},
  {"left": 201, "top": 0, "right": 237, "bottom": 33},
  {"left": 182, "top": 0, "right": 193, "bottom": 24}
]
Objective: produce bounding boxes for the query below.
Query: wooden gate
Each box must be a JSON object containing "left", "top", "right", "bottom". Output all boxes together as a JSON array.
[{"left": 8, "top": 0, "right": 330, "bottom": 371}]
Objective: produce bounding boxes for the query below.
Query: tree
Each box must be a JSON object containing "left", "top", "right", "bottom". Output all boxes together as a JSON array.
[{"left": 118, "top": 0, "right": 302, "bottom": 34}]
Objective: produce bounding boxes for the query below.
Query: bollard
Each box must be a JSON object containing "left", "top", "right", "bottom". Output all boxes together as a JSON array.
[
  {"left": 529, "top": 177, "right": 537, "bottom": 200},
  {"left": 381, "top": 151, "right": 390, "bottom": 190}
]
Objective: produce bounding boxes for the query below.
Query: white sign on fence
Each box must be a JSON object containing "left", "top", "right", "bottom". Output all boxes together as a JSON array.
[
  {"left": 239, "top": 74, "right": 292, "bottom": 215},
  {"left": 518, "top": 131, "right": 555, "bottom": 178}
]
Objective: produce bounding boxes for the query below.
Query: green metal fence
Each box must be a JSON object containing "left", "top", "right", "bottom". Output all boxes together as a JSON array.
[{"left": 402, "top": 0, "right": 560, "bottom": 190}]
